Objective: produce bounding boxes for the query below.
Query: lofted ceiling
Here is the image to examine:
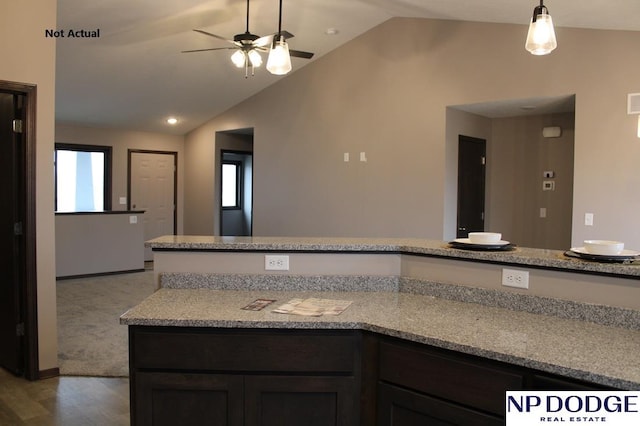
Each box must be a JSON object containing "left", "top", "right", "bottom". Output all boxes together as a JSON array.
[{"left": 55, "top": 0, "right": 640, "bottom": 135}]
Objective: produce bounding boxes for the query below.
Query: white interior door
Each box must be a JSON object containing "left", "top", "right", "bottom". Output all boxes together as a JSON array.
[{"left": 130, "top": 151, "right": 176, "bottom": 261}]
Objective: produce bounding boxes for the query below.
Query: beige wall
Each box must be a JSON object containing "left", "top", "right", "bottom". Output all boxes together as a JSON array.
[
  {"left": 0, "top": 2, "right": 58, "bottom": 371},
  {"left": 184, "top": 18, "right": 640, "bottom": 251},
  {"left": 55, "top": 124, "right": 185, "bottom": 233}
]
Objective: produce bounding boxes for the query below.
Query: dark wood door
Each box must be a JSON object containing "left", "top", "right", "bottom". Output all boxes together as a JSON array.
[
  {"left": 377, "top": 383, "right": 502, "bottom": 426},
  {"left": 456, "top": 135, "right": 486, "bottom": 238},
  {"left": 0, "top": 91, "right": 25, "bottom": 375},
  {"left": 134, "top": 372, "right": 244, "bottom": 426},
  {"left": 244, "top": 375, "right": 358, "bottom": 426}
]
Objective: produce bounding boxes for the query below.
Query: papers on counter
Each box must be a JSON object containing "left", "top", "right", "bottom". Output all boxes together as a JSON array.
[{"left": 272, "top": 298, "right": 353, "bottom": 317}]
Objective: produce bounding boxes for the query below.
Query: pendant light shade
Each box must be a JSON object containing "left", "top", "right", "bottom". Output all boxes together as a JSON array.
[
  {"left": 525, "top": 1, "right": 557, "bottom": 55},
  {"left": 267, "top": 0, "right": 292, "bottom": 75},
  {"left": 267, "top": 36, "right": 292, "bottom": 75}
]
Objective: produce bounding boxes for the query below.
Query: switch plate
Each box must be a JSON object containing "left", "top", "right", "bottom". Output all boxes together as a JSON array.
[
  {"left": 119, "top": 197, "right": 127, "bottom": 205},
  {"left": 585, "top": 213, "right": 594, "bottom": 226},
  {"left": 343, "top": 153, "right": 349, "bottom": 162},
  {"left": 502, "top": 268, "right": 529, "bottom": 289},
  {"left": 265, "top": 255, "right": 289, "bottom": 271},
  {"left": 129, "top": 215, "right": 137, "bottom": 224},
  {"left": 539, "top": 207, "right": 547, "bottom": 218}
]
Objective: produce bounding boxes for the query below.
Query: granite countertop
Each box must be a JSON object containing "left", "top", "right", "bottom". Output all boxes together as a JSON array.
[
  {"left": 146, "top": 236, "right": 640, "bottom": 278},
  {"left": 120, "top": 287, "right": 640, "bottom": 390}
]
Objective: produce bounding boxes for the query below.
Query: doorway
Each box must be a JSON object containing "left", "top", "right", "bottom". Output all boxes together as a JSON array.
[
  {"left": 128, "top": 150, "right": 177, "bottom": 260},
  {"left": 220, "top": 150, "right": 253, "bottom": 236},
  {"left": 456, "top": 135, "right": 486, "bottom": 238},
  {"left": 0, "top": 81, "right": 38, "bottom": 379}
]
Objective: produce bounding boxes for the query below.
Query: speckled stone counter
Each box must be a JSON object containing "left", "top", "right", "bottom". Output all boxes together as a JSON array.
[
  {"left": 121, "top": 286, "right": 640, "bottom": 390},
  {"left": 147, "top": 236, "right": 640, "bottom": 278}
]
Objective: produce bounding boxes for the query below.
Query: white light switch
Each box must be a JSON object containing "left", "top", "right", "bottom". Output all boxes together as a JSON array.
[
  {"left": 129, "top": 215, "right": 137, "bottom": 224},
  {"left": 540, "top": 207, "right": 547, "bottom": 218},
  {"left": 343, "top": 153, "right": 349, "bottom": 162},
  {"left": 359, "top": 152, "right": 367, "bottom": 162},
  {"left": 119, "top": 197, "right": 127, "bottom": 205},
  {"left": 585, "top": 213, "right": 594, "bottom": 226}
]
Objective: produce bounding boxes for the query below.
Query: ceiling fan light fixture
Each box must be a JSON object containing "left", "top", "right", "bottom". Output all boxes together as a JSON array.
[
  {"left": 267, "top": 37, "right": 292, "bottom": 75},
  {"left": 248, "top": 49, "right": 263, "bottom": 67},
  {"left": 231, "top": 50, "right": 246, "bottom": 68},
  {"left": 525, "top": 1, "right": 557, "bottom": 55}
]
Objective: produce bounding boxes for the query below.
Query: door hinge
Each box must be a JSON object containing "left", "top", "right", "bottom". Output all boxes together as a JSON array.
[
  {"left": 16, "top": 323, "right": 25, "bottom": 336},
  {"left": 12, "top": 119, "right": 23, "bottom": 134},
  {"left": 14, "top": 222, "right": 23, "bottom": 236}
]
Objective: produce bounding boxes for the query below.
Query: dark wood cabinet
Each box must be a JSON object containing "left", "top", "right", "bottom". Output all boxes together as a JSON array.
[
  {"left": 375, "top": 337, "right": 614, "bottom": 426},
  {"left": 135, "top": 372, "right": 244, "bottom": 426},
  {"left": 128, "top": 327, "right": 615, "bottom": 426},
  {"left": 129, "top": 327, "right": 361, "bottom": 426},
  {"left": 377, "top": 339, "right": 520, "bottom": 425},
  {"left": 244, "top": 376, "right": 357, "bottom": 426},
  {"left": 378, "top": 383, "right": 502, "bottom": 426}
]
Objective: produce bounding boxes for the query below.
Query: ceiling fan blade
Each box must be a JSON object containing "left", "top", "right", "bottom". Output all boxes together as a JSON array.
[
  {"left": 181, "top": 47, "right": 236, "bottom": 53},
  {"left": 259, "top": 30, "right": 295, "bottom": 47},
  {"left": 254, "top": 34, "right": 273, "bottom": 48},
  {"left": 279, "top": 30, "right": 294, "bottom": 39},
  {"left": 289, "top": 49, "right": 314, "bottom": 59},
  {"left": 193, "top": 29, "right": 236, "bottom": 45}
]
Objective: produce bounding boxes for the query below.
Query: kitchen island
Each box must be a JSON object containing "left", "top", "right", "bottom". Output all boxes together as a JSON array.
[{"left": 122, "top": 236, "right": 640, "bottom": 425}]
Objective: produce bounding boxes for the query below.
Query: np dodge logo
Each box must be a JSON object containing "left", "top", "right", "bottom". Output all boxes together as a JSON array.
[{"left": 506, "top": 391, "right": 640, "bottom": 425}]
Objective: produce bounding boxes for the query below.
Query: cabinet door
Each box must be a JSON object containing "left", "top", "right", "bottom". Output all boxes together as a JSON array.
[
  {"left": 378, "top": 383, "right": 502, "bottom": 426},
  {"left": 244, "top": 376, "right": 358, "bottom": 426},
  {"left": 133, "top": 372, "right": 243, "bottom": 426}
]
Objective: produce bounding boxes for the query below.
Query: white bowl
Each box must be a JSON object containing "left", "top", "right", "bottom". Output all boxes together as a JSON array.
[
  {"left": 468, "top": 232, "right": 502, "bottom": 244},
  {"left": 583, "top": 240, "right": 624, "bottom": 255}
]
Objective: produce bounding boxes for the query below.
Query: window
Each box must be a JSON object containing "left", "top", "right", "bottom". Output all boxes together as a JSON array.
[
  {"left": 222, "top": 161, "right": 242, "bottom": 209},
  {"left": 55, "top": 143, "right": 112, "bottom": 212}
]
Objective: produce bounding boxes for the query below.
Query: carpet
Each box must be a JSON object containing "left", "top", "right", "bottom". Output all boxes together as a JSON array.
[{"left": 56, "top": 269, "right": 156, "bottom": 377}]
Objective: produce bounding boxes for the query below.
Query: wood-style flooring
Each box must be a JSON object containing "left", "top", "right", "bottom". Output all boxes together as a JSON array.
[{"left": 0, "top": 368, "right": 130, "bottom": 425}]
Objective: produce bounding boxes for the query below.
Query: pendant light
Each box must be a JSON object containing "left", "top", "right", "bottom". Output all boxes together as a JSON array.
[
  {"left": 525, "top": 0, "right": 557, "bottom": 55},
  {"left": 267, "top": 0, "right": 292, "bottom": 75}
]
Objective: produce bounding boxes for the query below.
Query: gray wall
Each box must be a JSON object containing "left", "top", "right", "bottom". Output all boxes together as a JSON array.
[
  {"left": 489, "top": 113, "right": 574, "bottom": 249},
  {"left": 184, "top": 17, "right": 640, "bottom": 249}
]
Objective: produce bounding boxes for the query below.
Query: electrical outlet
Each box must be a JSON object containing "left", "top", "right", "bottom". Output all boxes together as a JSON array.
[
  {"left": 265, "top": 255, "right": 289, "bottom": 271},
  {"left": 502, "top": 268, "right": 529, "bottom": 289}
]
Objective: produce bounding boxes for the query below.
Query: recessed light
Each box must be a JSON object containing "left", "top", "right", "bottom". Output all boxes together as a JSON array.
[
  {"left": 166, "top": 117, "right": 178, "bottom": 125},
  {"left": 325, "top": 28, "right": 339, "bottom": 36},
  {"left": 520, "top": 105, "right": 536, "bottom": 111}
]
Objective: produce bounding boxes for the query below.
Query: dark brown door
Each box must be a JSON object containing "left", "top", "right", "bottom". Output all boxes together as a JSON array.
[
  {"left": 0, "top": 91, "right": 26, "bottom": 375},
  {"left": 456, "top": 135, "right": 486, "bottom": 238}
]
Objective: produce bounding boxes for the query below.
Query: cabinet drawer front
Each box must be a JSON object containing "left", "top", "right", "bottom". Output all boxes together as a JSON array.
[
  {"left": 379, "top": 341, "right": 523, "bottom": 415},
  {"left": 131, "top": 327, "right": 357, "bottom": 373}
]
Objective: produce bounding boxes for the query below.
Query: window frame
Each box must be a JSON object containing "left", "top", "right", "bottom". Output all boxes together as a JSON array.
[
  {"left": 54, "top": 143, "right": 113, "bottom": 212},
  {"left": 221, "top": 160, "right": 243, "bottom": 210}
]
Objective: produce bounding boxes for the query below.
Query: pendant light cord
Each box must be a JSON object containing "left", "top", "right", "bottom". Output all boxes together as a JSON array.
[
  {"left": 245, "top": 0, "right": 250, "bottom": 33},
  {"left": 277, "top": 0, "right": 283, "bottom": 40}
]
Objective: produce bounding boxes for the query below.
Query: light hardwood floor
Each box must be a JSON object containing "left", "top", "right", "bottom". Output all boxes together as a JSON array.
[{"left": 0, "top": 368, "right": 130, "bottom": 425}]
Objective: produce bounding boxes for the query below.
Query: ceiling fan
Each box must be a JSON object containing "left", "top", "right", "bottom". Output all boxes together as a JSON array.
[{"left": 182, "top": 0, "right": 314, "bottom": 77}]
